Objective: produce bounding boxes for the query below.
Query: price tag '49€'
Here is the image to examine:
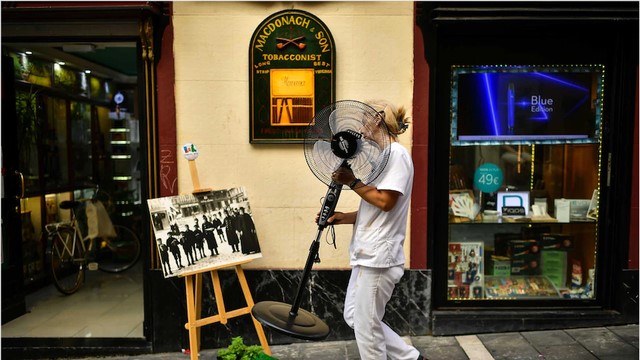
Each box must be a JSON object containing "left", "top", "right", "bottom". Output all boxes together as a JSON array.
[{"left": 474, "top": 163, "right": 503, "bottom": 193}]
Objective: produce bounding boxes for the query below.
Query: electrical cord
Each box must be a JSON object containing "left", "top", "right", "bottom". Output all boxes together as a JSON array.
[{"left": 326, "top": 224, "right": 337, "bottom": 249}]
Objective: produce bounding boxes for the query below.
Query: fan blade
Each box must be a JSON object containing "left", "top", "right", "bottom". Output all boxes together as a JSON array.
[
  {"left": 351, "top": 142, "right": 391, "bottom": 185},
  {"left": 329, "top": 107, "right": 365, "bottom": 134},
  {"left": 346, "top": 141, "right": 372, "bottom": 170},
  {"left": 310, "top": 140, "right": 343, "bottom": 177}
]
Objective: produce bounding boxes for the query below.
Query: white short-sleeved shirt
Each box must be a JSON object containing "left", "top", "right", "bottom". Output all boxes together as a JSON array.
[{"left": 349, "top": 142, "right": 414, "bottom": 268}]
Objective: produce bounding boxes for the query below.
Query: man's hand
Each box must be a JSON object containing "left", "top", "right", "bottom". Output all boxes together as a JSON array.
[
  {"left": 331, "top": 164, "right": 356, "bottom": 185},
  {"left": 316, "top": 211, "right": 357, "bottom": 225}
]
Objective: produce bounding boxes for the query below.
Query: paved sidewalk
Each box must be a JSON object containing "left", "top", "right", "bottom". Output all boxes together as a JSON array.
[{"left": 64, "top": 324, "right": 638, "bottom": 360}]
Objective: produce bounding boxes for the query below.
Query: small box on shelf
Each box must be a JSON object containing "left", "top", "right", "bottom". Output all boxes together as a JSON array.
[
  {"left": 540, "top": 233, "right": 573, "bottom": 251},
  {"left": 541, "top": 250, "right": 568, "bottom": 289},
  {"left": 510, "top": 240, "right": 541, "bottom": 275}
]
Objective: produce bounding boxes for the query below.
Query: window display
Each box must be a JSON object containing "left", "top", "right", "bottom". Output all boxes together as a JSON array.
[{"left": 447, "top": 65, "right": 603, "bottom": 302}]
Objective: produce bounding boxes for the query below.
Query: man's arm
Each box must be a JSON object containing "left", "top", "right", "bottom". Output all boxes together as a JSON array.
[{"left": 349, "top": 180, "right": 401, "bottom": 212}]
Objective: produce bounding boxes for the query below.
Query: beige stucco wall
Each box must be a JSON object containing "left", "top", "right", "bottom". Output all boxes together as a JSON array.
[{"left": 172, "top": 1, "right": 414, "bottom": 269}]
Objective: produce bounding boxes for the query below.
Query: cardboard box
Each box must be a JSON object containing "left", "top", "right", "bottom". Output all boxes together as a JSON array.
[
  {"left": 542, "top": 250, "right": 568, "bottom": 288},
  {"left": 510, "top": 239, "right": 540, "bottom": 258},
  {"left": 494, "top": 232, "right": 521, "bottom": 257},
  {"left": 569, "top": 199, "right": 592, "bottom": 221},
  {"left": 554, "top": 199, "right": 571, "bottom": 222},
  {"left": 511, "top": 255, "right": 542, "bottom": 275},
  {"left": 554, "top": 198, "right": 594, "bottom": 222},
  {"left": 510, "top": 240, "right": 541, "bottom": 275},
  {"left": 541, "top": 233, "right": 573, "bottom": 250},
  {"left": 492, "top": 257, "right": 511, "bottom": 276}
]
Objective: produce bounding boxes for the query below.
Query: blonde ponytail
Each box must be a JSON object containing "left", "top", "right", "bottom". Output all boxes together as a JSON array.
[{"left": 366, "top": 99, "right": 410, "bottom": 138}]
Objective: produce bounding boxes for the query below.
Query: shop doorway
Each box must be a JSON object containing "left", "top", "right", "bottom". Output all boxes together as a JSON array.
[{"left": 1, "top": 41, "right": 145, "bottom": 338}]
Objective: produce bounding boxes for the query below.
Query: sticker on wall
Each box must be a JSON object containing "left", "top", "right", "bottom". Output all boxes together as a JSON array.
[{"left": 182, "top": 143, "right": 199, "bottom": 161}]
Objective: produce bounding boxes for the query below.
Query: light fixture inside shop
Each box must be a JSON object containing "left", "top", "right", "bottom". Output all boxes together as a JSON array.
[{"left": 111, "top": 155, "right": 132, "bottom": 159}]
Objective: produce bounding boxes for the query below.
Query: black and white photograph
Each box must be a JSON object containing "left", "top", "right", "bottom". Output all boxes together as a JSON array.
[{"left": 147, "top": 186, "right": 262, "bottom": 278}]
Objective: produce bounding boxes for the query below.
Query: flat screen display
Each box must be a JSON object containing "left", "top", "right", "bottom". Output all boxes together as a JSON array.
[{"left": 450, "top": 65, "right": 604, "bottom": 145}]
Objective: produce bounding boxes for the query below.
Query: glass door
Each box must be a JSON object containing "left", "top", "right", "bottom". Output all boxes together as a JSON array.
[{"left": 1, "top": 42, "right": 144, "bottom": 339}]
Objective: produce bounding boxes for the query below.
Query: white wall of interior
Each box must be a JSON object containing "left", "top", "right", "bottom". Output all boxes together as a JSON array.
[{"left": 172, "top": 1, "right": 414, "bottom": 269}]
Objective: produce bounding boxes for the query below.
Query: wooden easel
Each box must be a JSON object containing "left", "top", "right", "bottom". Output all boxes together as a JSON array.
[
  {"left": 179, "top": 259, "right": 271, "bottom": 360},
  {"left": 178, "top": 144, "right": 270, "bottom": 360}
]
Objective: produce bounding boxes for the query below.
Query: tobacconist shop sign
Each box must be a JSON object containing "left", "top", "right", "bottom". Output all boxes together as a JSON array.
[{"left": 249, "top": 9, "right": 336, "bottom": 143}]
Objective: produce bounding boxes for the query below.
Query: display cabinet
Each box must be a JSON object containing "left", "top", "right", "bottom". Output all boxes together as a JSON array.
[{"left": 446, "top": 65, "right": 604, "bottom": 302}]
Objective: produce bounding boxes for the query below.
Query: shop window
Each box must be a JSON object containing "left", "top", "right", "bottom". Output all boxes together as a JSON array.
[{"left": 446, "top": 65, "right": 603, "bottom": 302}]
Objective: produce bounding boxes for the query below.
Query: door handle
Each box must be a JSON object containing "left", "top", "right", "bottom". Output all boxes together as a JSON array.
[{"left": 15, "top": 170, "right": 24, "bottom": 199}]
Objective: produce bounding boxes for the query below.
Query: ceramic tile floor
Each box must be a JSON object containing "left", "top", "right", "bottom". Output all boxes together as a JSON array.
[{"left": 1, "top": 262, "right": 144, "bottom": 338}]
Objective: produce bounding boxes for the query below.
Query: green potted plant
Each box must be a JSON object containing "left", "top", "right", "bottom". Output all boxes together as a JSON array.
[{"left": 216, "top": 336, "right": 278, "bottom": 360}]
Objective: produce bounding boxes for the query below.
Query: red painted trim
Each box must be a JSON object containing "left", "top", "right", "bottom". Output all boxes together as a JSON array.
[
  {"left": 410, "top": 8, "right": 429, "bottom": 269},
  {"left": 156, "top": 4, "right": 178, "bottom": 197},
  {"left": 629, "top": 66, "right": 639, "bottom": 269},
  {"left": 6, "top": 2, "right": 151, "bottom": 8}
]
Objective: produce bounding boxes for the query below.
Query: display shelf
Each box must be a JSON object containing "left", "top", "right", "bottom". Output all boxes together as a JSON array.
[
  {"left": 447, "top": 142, "right": 600, "bottom": 302},
  {"left": 449, "top": 218, "right": 596, "bottom": 225},
  {"left": 484, "top": 275, "right": 561, "bottom": 299}
]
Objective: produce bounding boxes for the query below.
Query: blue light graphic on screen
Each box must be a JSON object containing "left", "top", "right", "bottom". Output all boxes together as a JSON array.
[
  {"left": 507, "top": 82, "right": 515, "bottom": 134},
  {"left": 450, "top": 65, "right": 604, "bottom": 145},
  {"left": 482, "top": 73, "right": 500, "bottom": 136}
]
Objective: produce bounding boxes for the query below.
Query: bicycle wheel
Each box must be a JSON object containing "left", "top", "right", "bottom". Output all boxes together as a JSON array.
[
  {"left": 96, "top": 224, "right": 141, "bottom": 273},
  {"left": 48, "top": 226, "right": 85, "bottom": 295}
]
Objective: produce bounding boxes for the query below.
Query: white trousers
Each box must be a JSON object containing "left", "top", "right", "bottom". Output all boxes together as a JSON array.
[{"left": 343, "top": 265, "right": 420, "bottom": 360}]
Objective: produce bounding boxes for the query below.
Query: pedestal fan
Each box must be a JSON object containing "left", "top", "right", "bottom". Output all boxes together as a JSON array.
[{"left": 252, "top": 100, "right": 391, "bottom": 340}]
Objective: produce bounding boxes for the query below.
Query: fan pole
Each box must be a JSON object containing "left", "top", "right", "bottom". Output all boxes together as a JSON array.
[
  {"left": 289, "top": 181, "right": 341, "bottom": 316},
  {"left": 289, "top": 229, "right": 323, "bottom": 317},
  {"left": 251, "top": 182, "right": 340, "bottom": 340}
]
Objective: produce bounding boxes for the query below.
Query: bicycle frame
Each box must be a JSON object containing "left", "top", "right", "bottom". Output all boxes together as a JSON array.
[
  {"left": 45, "top": 187, "right": 140, "bottom": 294},
  {"left": 45, "top": 209, "right": 92, "bottom": 264}
]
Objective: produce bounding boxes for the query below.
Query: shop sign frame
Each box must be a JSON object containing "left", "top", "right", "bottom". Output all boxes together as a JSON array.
[{"left": 249, "top": 9, "right": 336, "bottom": 144}]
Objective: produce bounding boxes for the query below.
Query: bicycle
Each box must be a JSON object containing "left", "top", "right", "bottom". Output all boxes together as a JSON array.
[{"left": 44, "top": 187, "right": 141, "bottom": 295}]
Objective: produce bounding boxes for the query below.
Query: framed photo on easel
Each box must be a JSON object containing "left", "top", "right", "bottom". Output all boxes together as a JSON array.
[{"left": 147, "top": 186, "right": 262, "bottom": 278}]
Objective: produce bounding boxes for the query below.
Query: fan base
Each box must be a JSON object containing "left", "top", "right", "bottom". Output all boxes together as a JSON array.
[{"left": 252, "top": 301, "right": 330, "bottom": 341}]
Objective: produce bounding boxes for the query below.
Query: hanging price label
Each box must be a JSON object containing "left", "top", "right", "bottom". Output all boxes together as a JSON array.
[{"left": 474, "top": 163, "right": 503, "bottom": 193}]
